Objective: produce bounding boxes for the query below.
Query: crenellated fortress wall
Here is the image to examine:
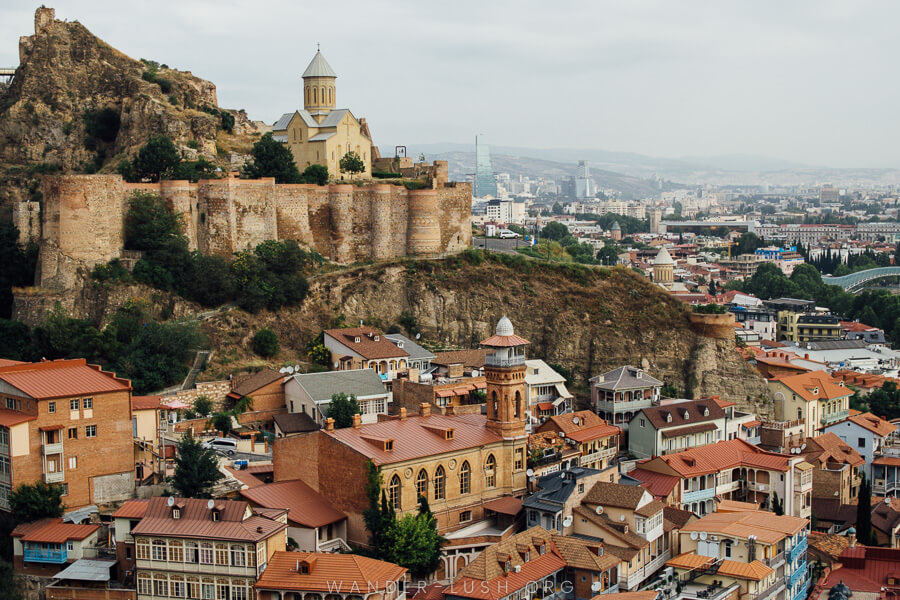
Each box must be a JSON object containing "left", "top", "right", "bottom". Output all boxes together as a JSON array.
[{"left": 25, "top": 173, "right": 471, "bottom": 291}]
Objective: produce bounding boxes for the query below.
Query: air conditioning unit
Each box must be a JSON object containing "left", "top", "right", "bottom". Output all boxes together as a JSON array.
[
  {"left": 513, "top": 565, "right": 521, "bottom": 573},
  {"left": 709, "top": 535, "right": 718, "bottom": 541}
]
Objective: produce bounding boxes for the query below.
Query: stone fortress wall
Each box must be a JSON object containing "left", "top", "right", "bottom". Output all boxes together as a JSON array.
[{"left": 22, "top": 166, "right": 471, "bottom": 291}]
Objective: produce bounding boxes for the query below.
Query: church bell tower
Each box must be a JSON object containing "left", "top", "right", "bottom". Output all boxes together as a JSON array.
[
  {"left": 481, "top": 316, "right": 529, "bottom": 439},
  {"left": 302, "top": 48, "right": 337, "bottom": 116}
]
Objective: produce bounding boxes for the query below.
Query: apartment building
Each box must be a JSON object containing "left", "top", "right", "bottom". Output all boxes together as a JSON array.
[
  {"left": 628, "top": 399, "right": 726, "bottom": 458},
  {"left": 535, "top": 410, "right": 620, "bottom": 471},
  {"left": 323, "top": 326, "right": 410, "bottom": 380},
  {"left": 638, "top": 439, "right": 812, "bottom": 520},
  {"left": 769, "top": 370, "right": 853, "bottom": 439},
  {"left": 0, "top": 358, "right": 135, "bottom": 510},
  {"left": 284, "top": 368, "right": 390, "bottom": 425},
  {"left": 673, "top": 509, "right": 809, "bottom": 600},
  {"left": 132, "top": 497, "right": 287, "bottom": 600},
  {"left": 255, "top": 551, "right": 406, "bottom": 600},
  {"left": 11, "top": 518, "right": 101, "bottom": 576},
  {"left": 590, "top": 367, "right": 662, "bottom": 431},
  {"left": 796, "top": 432, "right": 863, "bottom": 504},
  {"left": 824, "top": 411, "right": 897, "bottom": 479},
  {"left": 524, "top": 359, "right": 573, "bottom": 420},
  {"left": 524, "top": 467, "right": 611, "bottom": 534}
]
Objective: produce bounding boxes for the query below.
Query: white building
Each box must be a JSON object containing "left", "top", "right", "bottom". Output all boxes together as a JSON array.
[{"left": 524, "top": 359, "right": 573, "bottom": 424}]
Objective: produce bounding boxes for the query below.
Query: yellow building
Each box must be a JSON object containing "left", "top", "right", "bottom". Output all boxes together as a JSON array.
[
  {"left": 272, "top": 50, "right": 374, "bottom": 179},
  {"left": 769, "top": 370, "right": 852, "bottom": 438}
]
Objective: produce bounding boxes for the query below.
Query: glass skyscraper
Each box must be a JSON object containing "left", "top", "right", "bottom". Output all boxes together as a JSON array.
[{"left": 474, "top": 135, "right": 498, "bottom": 198}]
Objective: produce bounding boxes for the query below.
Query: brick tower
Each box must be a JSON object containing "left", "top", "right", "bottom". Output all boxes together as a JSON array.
[{"left": 481, "top": 316, "right": 529, "bottom": 439}]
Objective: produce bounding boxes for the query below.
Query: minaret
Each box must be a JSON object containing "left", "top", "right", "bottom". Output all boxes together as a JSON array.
[
  {"left": 481, "top": 316, "right": 529, "bottom": 439},
  {"left": 302, "top": 48, "right": 337, "bottom": 117}
]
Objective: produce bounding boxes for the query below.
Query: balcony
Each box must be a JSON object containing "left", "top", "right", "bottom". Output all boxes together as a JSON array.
[
  {"left": 821, "top": 409, "right": 849, "bottom": 426},
  {"left": 873, "top": 478, "right": 900, "bottom": 496},
  {"left": 485, "top": 355, "right": 526, "bottom": 368},
  {"left": 595, "top": 398, "right": 653, "bottom": 413},
  {"left": 683, "top": 487, "right": 716, "bottom": 503},
  {"left": 716, "top": 479, "right": 741, "bottom": 494},
  {"left": 751, "top": 580, "right": 786, "bottom": 600},
  {"left": 42, "top": 442, "right": 63, "bottom": 456},
  {"left": 789, "top": 537, "right": 807, "bottom": 564},
  {"left": 789, "top": 561, "right": 807, "bottom": 588},
  {"left": 748, "top": 481, "right": 769, "bottom": 492},
  {"left": 764, "top": 551, "right": 785, "bottom": 568},
  {"left": 581, "top": 447, "right": 617, "bottom": 466},
  {"left": 24, "top": 547, "right": 67, "bottom": 563},
  {"left": 317, "top": 538, "right": 351, "bottom": 553},
  {"left": 43, "top": 470, "right": 64, "bottom": 484}
]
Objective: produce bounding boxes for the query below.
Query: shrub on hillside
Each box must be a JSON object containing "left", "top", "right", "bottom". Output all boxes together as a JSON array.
[{"left": 252, "top": 329, "right": 279, "bottom": 357}]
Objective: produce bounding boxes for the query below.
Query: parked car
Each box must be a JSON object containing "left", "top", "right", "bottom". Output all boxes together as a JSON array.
[
  {"left": 202, "top": 437, "right": 237, "bottom": 456},
  {"left": 498, "top": 229, "right": 520, "bottom": 239}
]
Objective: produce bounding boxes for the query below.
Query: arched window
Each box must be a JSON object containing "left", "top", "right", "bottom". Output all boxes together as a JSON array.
[
  {"left": 491, "top": 391, "right": 498, "bottom": 417},
  {"left": 485, "top": 454, "right": 496, "bottom": 488},
  {"left": 514, "top": 391, "right": 522, "bottom": 418},
  {"left": 389, "top": 474, "right": 401, "bottom": 510},
  {"left": 416, "top": 469, "right": 428, "bottom": 499},
  {"left": 320, "top": 86, "right": 325, "bottom": 104},
  {"left": 459, "top": 461, "right": 471, "bottom": 495},
  {"left": 434, "top": 465, "right": 446, "bottom": 500},
  {"left": 313, "top": 87, "right": 317, "bottom": 104},
  {"left": 151, "top": 539, "right": 167, "bottom": 561}
]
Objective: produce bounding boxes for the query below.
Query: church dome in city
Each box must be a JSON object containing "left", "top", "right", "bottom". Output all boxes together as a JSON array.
[
  {"left": 496, "top": 316, "right": 514, "bottom": 337},
  {"left": 654, "top": 246, "right": 675, "bottom": 266},
  {"left": 302, "top": 50, "right": 337, "bottom": 78},
  {"left": 610, "top": 221, "right": 621, "bottom": 231}
]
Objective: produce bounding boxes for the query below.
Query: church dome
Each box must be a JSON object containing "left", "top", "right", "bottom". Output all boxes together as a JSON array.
[
  {"left": 654, "top": 247, "right": 675, "bottom": 266},
  {"left": 303, "top": 50, "right": 337, "bottom": 78},
  {"left": 496, "top": 316, "right": 514, "bottom": 337},
  {"left": 610, "top": 221, "right": 621, "bottom": 231}
]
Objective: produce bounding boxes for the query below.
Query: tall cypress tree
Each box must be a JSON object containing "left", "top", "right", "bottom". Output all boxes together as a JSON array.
[{"left": 856, "top": 474, "right": 873, "bottom": 545}]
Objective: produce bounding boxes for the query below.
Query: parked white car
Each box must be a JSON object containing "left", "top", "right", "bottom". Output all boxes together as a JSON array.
[
  {"left": 202, "top": 437, "right": 237, "bottom": 456},
  {"left": 498, "top": 229, "right": 520, "bottom": 239}
]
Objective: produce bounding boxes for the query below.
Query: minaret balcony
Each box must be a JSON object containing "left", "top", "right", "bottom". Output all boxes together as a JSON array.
[{"left": 485, "top": 355, "right": 526, "bottom": 368}]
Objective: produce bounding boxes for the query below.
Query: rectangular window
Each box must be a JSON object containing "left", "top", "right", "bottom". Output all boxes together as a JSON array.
[
  {"left": 201, "top": 583, "right": 215, "bottom": 600},
  {"left": 48, "top": 402, "right": 55, "bottom": 414},
  {"left": 66, "top": 541, "right": 74, "bottom": 551},
  {"left": 138, "top": 576, "right": 152, "bottom": 595},
  {"left": 68, "top": 456, "right": 77, "bottom": 470},
  {"left": 858, "top": 437, "right": 865, "bottom": 448},
  {"left": 214, "top": 544, "right": 228, "bottom": 566},
  {"left": 169, "top": 540, "right": 184, "bottom": 562},
  {"left": 125, "top": 547, "right": 132, "bottom": 560},
  {"left": 172, "top": 580, "right": 186, "bottom": 598},
  {"left": 70, "top": 399, "right": 80, "bottom": 411},
  {"left": 459, "top": 510, "right": 472, "bottom": 523},
  {"left": 67, "top": 427, "right": 77, "bottom": 440},
  {"left": 514, "top": 448, "right": 524, "bottom": 471},
  {"left": 152, "top": 540, "right": 167, "bottom": 561},
  {"left": 85, "top": 425, "right": 97, "bottom": 438},
  {"left": 640, "top": 418, "right": 646, "bottom": 427},
  {"left": 199, "top": 544, "right": 214, "bottom": 565},
  {"left": 136, "top": 539, "right": 150, "bottom": 560},
  {"left": 232, "top": 585, "right": 248, "bottom": 600},
  {"left": 231, "top": 545, "right": 246, "bottom": 567},
  {"left": 82, "top": 397, "right": 93, "bottom": 409},
  {"left": 153, "top": 578, "right": 169, "bottom": 597}
]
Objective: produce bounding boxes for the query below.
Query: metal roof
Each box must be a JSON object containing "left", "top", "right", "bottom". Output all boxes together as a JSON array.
[
  {"left": 0, "top": 359, "right": 130, "bottom": 399},
  {"left": 272, "top": 112, "right": 296, "bottom": 130},
  {"left": 383, "top": 334, "right": 436, "bottom": 361},
  {"left": 302, "top": 50, "right": 337, "bottom": 78},
  {"left": 53, "top": 559, "right": 116, "bottom": 582},
  {"left": 308, "top": 132, "right": 335, "bottom": 142},
  {"left": 62, "top": 505, "right": 98, "bottom": 524},
  {"left": 590, "top": 366, "right": 662, "bottom": 391},
  {"left": 291, "top": 368, "right": 387, "bottom": 403}
]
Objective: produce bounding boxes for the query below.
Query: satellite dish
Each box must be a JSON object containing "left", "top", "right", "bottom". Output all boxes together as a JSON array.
[
  {"left": 595, "top": 505, "right": 604, "bottom": 515},
  {"left": 563, "top": 516, "right": 573, "bottom": 528},
  {"left": 592, "top": 582, "right": 602, "bottom": 593},
  {"left": 167, "top": 496, "right": 175, "bottom": 507},
  {"left": 700, "top": 532, "right": 708, "bottom": 540},
  {"left": 294, "top": 365, "right": 301, "bottom": 371},
  {"left": 526, "top": 469, "right": 534, "bottom": 477},
  {"left": 415, "top": 333, "right": 421, "bottom": 340},
  {"left": 801, "top": 443, "right": 807, "bottom": 450},
  {"left": 286, "top": 366, "right": 294, "bottom": 374},
  {"left": 207, "top": 499, "right": 215, "bottom": 510},
  {"left": 334, "top": 362, "right": 340, "bottom": 369},
  {"left": 620, "top": 515, "right": 626, "bottom": 522},
  {"left": 690, "top": 531, "right": 699, "bottom": 540}
]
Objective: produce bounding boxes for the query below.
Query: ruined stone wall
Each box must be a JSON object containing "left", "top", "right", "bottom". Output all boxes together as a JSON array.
[
  {"left": 32, "top": 174, "right": 471, "bottom": 291},
  {"left": 11, "top": 201, "right": 41, "bottom": 245}
]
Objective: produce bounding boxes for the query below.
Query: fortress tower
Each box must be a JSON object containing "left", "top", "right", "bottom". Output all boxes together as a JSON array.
[
  {"left": 481, "top": 317, "right": 529, "bottom": 440},
  {"left": 302, "top": 50, "right": 337, "bottom": 117}
]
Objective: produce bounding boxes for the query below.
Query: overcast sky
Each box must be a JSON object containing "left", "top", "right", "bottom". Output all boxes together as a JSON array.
[{"left": 2, "top": 1, "right": 899, "bottom": 168}]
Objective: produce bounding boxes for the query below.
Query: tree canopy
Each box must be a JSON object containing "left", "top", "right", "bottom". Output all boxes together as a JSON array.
[
  {"left": 0, "top": 221, "right": 38, "bottom": 319},
  {"left": 541, "top": 221, "right": 569, "bottom": 241},
  {"left": 242, "top": 133, "right": 303, "bottom": 183},
  {"left": 339, "top": 151, "right": 366, "bottom": 178},
  {"left": 9, "top": 482, "right": 65, "bottom": 524},
  {"left": 133, "top": 135, "right": 181, "bottom": 182},
  {"left": 171, "top": 433, "right": 224, "bottom": 498},
  {"left": 328, "top": 393, "right": 360, "bottom": 429}
]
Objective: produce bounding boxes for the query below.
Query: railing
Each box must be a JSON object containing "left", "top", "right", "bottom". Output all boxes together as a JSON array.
[
  {"left": 42, "top": 442, "right": 63, "bottom": 456},
  {"left": 794, "top": 475, "right": 813, "bottom": 491},
  {"left": 43, "top": 470, "right": 64, "bottom": 484},
  {"left": 683, "top": 487, "right": 716, "bottom": 503},
  {"left": 748, "top": 481, "right": 769, "bottom": 492},
  {"left": 595, "top": 398, "right": 653, "bottom": 413},
  {"left": 788, "top": 561, "right": 807, "bottom": 588},
  {"left": 789, "top": 537, "right": 807, "bottom": 564},
  {"left": 873, "top": 478, "right": 900, "bottom": 495},
  {"left": 716, "top": 480, "right": 741, "bottom": 494},
  {"left": 24, "top": 548, "right": 67, "bottom": 563},
  {"left": 581, "top": 447, "right": 617, "bottom": 466},
  {"left": 764, "top": 551, "right": 785, "bottom": 568},
  {"left": 821, "top": 410, "right": 849, "bottom": 426},
  {"left": 317, "top": 538, "right": 351, "bottom": 553},
  {"left": 751, "top": 580, "right": 785, "bottom": 600},
  {"left": 485, "top": 356, "right": 526, "bottom": 368}
]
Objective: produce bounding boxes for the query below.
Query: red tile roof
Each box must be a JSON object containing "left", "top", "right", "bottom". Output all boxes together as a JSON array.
[
  {"left": 12, "top": 519, "right": 99, "bottom": 543},
  {"left": 840, "top": 321, "right": 879, "bottom": 333},
  {"left": 648, "top": 438, "right": 793, "bottom": 477},
  {"left": 240, "top": 479, "right": 345, "bottom": 528},
  {"left": 130, "top": 497, "right": 286, "bottom": 542},
  {"left": 846, "top": 412, "right": 897, "bottom": 437},
  {"left": 822, "top": 546, "right": 900, "bottom": 593},
  {"left": 324, "top": 327, "right": 408, "bottom": 360},
  {"left": 131, "top": 395, "right": 162, "bottom": 411},
  {"left": 0, "top": 409, "right": 36, "bottom": 427},
  {"left": 112, "top": 499, "right": 149, "bottom": 519},
  {"left": 0, "top": 359, "right": 24, "bottom": 367},
  {"left": 873, "top": 456, "right": 900, "bottom": 467},
  {"left": 771, "top": 370, "right": 853, "bottom": 403},
  {"left": 799, "top": 432, "right": 865, "bottom": 468},
  {"left": 224, "top": 466, "right": 265, "bottom": 488},
  {"left": 325, "top": 412, "right": 502, "bottom": 466},
  {"left": 483, "top": 496, "right": 523, "bottom": 516},
  {"left": 255, "top": 551, "right": 405, "bottom": 593},
  {"left": 432, "top": 349, "right": 486, "bottom": 368},
  {"left": 630, "top": 468, "right": 681, "bottom": 498},
  {"left": 0, "top": 359, "right": 131, "bottom": 399},
  {"left": 479, "top": 333, "right": 530, "bottom": 347},
  {"left": 539, "top": 410, "right": 620, "bottom": 442}
]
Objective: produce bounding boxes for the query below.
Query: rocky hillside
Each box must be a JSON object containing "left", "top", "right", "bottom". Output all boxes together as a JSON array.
[{"left": 0, "top": 7, "right": 262, "bottom": 209}]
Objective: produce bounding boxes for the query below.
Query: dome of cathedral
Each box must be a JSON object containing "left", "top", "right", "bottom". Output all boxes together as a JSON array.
[
  {"left": 495, "top": 316, "right": 514, "bottom": 337},
  {"left": 654, "top": 247, "right": 675, "bottom": 266}
]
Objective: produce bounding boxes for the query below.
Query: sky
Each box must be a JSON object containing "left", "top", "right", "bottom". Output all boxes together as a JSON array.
[{"left": 2, "top": 1, "right": 899, "bottom": 168}]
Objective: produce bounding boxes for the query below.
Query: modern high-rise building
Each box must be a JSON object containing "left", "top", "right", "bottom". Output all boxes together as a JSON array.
[
  {"left": 575, "top": 160, "right": 594, "bottom": 198},
  {"left": 474, "top": 134, "right": 497, "bottom": 198}
]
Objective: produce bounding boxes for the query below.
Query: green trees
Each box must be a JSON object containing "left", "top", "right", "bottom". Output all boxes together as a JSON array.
[
  {"left": 133, "top": 135, "right": 181, "bottom": 182},
  {"left": 339, "top": 151, "right": 366, "bottom": 179},
  {"left": 9, "top": 482, "right": 65, "bottom": 524},
  {"left": 171, "top": 433, "right": 224, "bottom": 498},
  {"left": 596, "top": 243, "right": 620, "bottom": 265},
  {"left": 211, "top": 413, "right": 233, "bottom": 435},
  {"left": 242, "top": 133, "right": 303, "bottom": 183},
  {"left": 856, "top": 474, "right": 873, "bottom": 545},
  {"left": 252, "top": 329, "right": 279, "bottom": 357},
  {"left": 125, "top": 192, "right": 186, "bottom": 253},
  {"left": 193, "top": 395, "right": 213, "bottom": 417},
  {"left": 772, "top": 492, "right": 784, "bottom": 515},
  {"left": 0, "top": 221, "right": 38, "bottom": 319},
  {"left": 865, "top": 381, "right": 900, "bottom": 420},
  {"left": 328, "top": 393, "right": 360, "bottom": 429},
  {"left": 0, "top": 559, "right": 23, "bottom": 600},
  {"left": 541, "top": 221, "right": 569, "bottom": 241},
  {"left": 301, "top": 164, "right": 329, "bottom": 185}
]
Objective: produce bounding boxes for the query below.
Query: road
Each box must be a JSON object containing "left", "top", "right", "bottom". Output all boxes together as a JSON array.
[{"left": 473, "top": 236, "right": 529, "bottom": 254}]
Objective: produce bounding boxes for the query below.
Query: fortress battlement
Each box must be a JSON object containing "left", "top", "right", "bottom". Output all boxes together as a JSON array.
[{"left": 27, "top": 174, "right": 471, "bottom": 291}]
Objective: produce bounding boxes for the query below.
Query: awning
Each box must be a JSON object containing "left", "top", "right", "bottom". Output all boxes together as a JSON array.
[
  {"left": 554, "top": 383, "right": 573, "bottom": 399},
  {"left": 536, "top": 402, "right": 555, "bottom": 411},
  {"left": 660, "top": 422, "right": 718, "bottom": 438},
  {"left": 435, "top": 389, "right": 454, "bottom": 398},
  {"left": 53, "top": 559, "right": 115, "bottom": 582},
  {"left": 39, "top": 425, "right": 64, "bottom": 432},
  {"left": 453, "top": 388, "right": 471, "bottom": 396},
  {"left": 483, "top": 496, "right": 523, "bottom": 516},
  {"left": 473, "top": 381, "right": 487, "bottom": 389},
  {"left": 552, "top": 397, "right": 566, "bottom": 407}
]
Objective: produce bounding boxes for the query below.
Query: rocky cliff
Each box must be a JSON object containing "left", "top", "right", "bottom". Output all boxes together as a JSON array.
[{"left": 0, "top": 7, "right": 261, "bottom": 209}]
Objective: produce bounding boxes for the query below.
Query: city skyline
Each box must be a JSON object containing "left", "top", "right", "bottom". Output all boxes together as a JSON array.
[{"left": 2, "top": 1, "right": 900, "bottom": 168}]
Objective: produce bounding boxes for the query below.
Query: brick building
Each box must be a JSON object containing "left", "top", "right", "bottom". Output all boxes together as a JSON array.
[
  {"left": 225, "top": 369, "right": 285, "bottom": 427},
  {"left": 0, "top": 358, "right": 135, "bottom": 510},
  {"left": 535, "top": 411, "right": 619, "bottom": 471},
  {"left": 255, "top": 551, "right": 406, "bottom": 600}
]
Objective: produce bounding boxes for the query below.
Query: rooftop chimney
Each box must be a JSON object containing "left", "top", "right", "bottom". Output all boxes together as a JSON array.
[
  {"left": 420, "top": 402, "right": 432, "bottom": 418},
  {"left": 399, "top": 407, "right": 408, "bottom": 421},
  {"left": 352, "top": 413, "right": 362, "bottom": 429},
  {"left": 325, "top": 418, "right": 335, "bottom": 432}
]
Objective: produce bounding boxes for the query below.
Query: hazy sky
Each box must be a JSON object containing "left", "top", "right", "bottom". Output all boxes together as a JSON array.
[{"left": 2, "top": 1, "right": 899, "bottom": 168}]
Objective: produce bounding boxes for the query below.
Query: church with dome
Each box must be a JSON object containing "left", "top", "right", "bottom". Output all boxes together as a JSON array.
[{"left": 271, "top": 50, "right": 375, "bottom": 178}]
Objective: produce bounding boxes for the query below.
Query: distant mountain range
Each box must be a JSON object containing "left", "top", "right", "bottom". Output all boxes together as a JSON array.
[{"left": 391, "top": 142, "right": 900, "bottom": 190}]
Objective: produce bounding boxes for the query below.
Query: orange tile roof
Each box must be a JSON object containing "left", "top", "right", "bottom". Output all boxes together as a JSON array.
[
  {"left": 483, "top": 496, "right": 523, "bottom": 516},
  {"left": 131, "top": 395, "right": 162, "bottom": 411},
  {"left": 808, "top": 532, "right": 850, "bottom": 561},
  {"left": 839, "top": 321, "right": 878, "bottom": 332},
  {"left": 0, "top": 409, "right": 36, "bottom": 427},
  {"left": 846, "top": 412, "right": 897, "bottom": 437},
  {"left": 770, "top": 370, "right": 853, "bottom": 403},
  {"left": 0, "top": 359, "right": 131, "bottom": 399},
  {"left": 112, "top": 499, "right": 149, "bottom": 519},
  {"left": 11, "top": 518, "right": 99, "bottom": 543},
  {"left": 667, "top": 552, "right": 773, "bottom": 581},
  {"left": 715, "top": 499, "right": 760, "bottom": 513},
  {"left": 652, "top": 438, "right": 792, "bottom": 476},
  {"left": 630, "top": 468, "right": 681, "bottom": 498},
  {"left": 240, "top": 479, "right": 345, "bottom": 528},
  {"left": 255, "top": 551, "right": 406, "bottom": 593},
  {"left": 680, "top": 510, "right": 807, "bottom": 544},
  {"left": 540, "top": 410, "right": 620, "bottom": 442},
  {"left": 799, "top": 432, "right": 865, "bottom": 468},
  {"left": 873, "top": 456, "right": 900, "bottom": 467},
  {"left": 0, "top": 359, "right": 25, "bottom": 367},
  {"left": 131, "top": 497, "right": 286, "bottom": 542},
  {"left": 479, "top": 333, "right": 530, "bottom": 347},
  {"left": 325, "top": 412, "right": 502, "bottom": 466},
  {"left": 324, "top": 327, "right": 408, "bottom": 360},
  {"left": 592, "top": 592, "right": 659, "bottom": 600}
]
